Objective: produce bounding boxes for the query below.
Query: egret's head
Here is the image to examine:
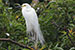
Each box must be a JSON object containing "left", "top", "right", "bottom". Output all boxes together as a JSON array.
[{"left": 22, "top": 3, "right": 31, "bottom": 8}]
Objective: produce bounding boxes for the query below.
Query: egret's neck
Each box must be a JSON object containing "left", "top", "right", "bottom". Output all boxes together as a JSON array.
[{"left": 26, "top": 5, "right": 31, "bottom": 8}]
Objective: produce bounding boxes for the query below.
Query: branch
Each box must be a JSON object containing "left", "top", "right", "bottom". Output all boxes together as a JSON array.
[
  {"left": 0, "top": 38, "right": 33, "bottom": 50},
  {"left": 66, "top": 30, "right": 75, "bottom": 46}
]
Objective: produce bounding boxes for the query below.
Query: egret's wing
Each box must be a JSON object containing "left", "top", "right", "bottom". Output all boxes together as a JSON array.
[
  {"left": 29, "top": 8, "right": 45, "bottom": 45},
  {"left": 29, "top": 8, "right": 39, "bottom": 26}
]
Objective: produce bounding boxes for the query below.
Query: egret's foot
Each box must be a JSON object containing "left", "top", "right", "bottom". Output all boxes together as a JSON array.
[
  {"left": 34, "top": 43, "right": 38, "bottom": 50},
  {"left": 40, "top": 45, "right": 46, "bottom": 50}
]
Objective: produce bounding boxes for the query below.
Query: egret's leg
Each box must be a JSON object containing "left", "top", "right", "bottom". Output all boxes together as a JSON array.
[
  {"left": 34, "top": 42, "right": 38, "bottom": 50},
  {"left": 34, "top": 32, "right": 38, "bottom": 50},
  {"left": 30, "top": 30, "right": 38, "bottom": 50}
]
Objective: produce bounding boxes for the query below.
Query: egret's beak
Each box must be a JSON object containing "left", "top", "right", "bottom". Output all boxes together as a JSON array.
[{"left": 16, "top": 5, "right": 22, "bottom": 8}]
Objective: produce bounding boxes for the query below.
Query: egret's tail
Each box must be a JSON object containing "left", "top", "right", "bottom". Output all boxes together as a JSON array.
[
  {"left": 29, "top": 23, "right": 45, "bottom": 45},
  {"left": 36, "top": 25, "right": 45, "bottom": 45}
]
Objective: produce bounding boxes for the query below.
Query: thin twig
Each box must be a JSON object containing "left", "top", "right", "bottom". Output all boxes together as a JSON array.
[{"left": 0, "top": 38, "right": 33, "bottom": 50}]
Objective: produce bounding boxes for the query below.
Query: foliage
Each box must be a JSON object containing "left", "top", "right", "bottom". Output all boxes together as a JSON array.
[{"left": 0, "top": 0, "right": 75, "bottom": 50}]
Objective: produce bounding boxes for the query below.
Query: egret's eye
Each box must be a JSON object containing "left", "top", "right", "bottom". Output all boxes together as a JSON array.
[
  {"left": 24, "top": 5, "right": 26, "bottom": 6},
  {"left": 22, "top": 5, "right": 26, "bottom": 7}
]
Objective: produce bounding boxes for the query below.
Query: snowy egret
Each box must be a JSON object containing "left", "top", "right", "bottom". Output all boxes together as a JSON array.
[{"left": 21, "top": 3, "right": 45, "bottom": 47}]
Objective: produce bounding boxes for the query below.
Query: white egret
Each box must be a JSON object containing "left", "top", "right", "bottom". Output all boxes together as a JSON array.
[{"left": 21, "top": 3, "right": 45, "bottom": 47}]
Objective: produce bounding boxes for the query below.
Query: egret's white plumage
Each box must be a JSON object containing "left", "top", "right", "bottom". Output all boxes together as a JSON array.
[{"left": 21, "top": 3, "right": 45, "bottom": 45}]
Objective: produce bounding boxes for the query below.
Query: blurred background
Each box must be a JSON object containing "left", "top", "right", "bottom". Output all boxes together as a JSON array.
[{"left": 0, "top": 0, "right": 75, "bottom": 50}]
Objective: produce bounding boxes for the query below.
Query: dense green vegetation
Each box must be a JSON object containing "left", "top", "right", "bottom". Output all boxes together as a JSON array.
[{"left": 0, "top": 0, "right": 75, "bottom": 50}]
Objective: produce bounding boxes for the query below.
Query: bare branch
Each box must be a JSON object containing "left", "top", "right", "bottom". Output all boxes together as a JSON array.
[{"left": 0, "top": 38, "right": 33, "bottom": 50}]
